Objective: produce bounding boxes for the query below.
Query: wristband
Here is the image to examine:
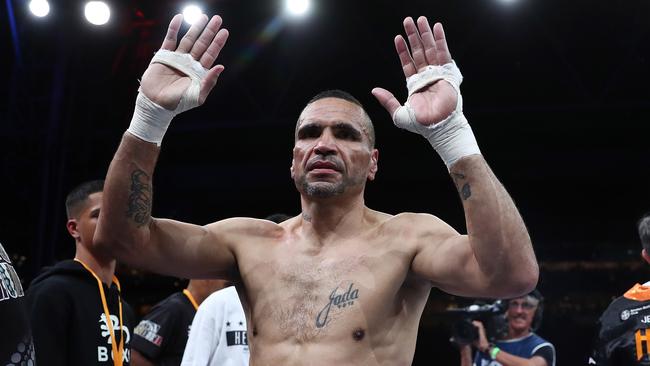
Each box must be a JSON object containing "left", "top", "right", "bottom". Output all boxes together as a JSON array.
[
  {"left": 490, "top": 346, "right": 501, "bottom": 360},
  {"left": 391, "top": 60, "right": 481, "bottom": 170}
]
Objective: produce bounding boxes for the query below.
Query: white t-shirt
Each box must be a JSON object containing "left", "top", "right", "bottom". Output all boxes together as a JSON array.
[{"left": 181, "top": 286, "right": 249, "bottom": 366}]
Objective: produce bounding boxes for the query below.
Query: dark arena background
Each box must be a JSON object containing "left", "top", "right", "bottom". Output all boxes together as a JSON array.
[{"left": 2, "top": 0, "right": 650, "bottom": 364}]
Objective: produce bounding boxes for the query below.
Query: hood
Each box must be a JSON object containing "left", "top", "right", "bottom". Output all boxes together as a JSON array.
[{"left": 29, "top": 259, "right": 90, "bottom": 287}]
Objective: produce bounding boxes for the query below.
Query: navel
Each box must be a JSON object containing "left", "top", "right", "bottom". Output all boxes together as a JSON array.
[{"left": 352, "top": 328, "right": 365, "bottom": 341}]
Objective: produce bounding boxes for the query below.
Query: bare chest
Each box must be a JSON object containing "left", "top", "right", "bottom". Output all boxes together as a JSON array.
[{"left": 241, "top": 241, "right": 413, "bottom": 343}]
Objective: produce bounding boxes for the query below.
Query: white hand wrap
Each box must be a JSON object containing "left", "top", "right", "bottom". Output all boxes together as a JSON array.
[
  {"left": 392, "top": 60, "right": 481, "bottom": 169},
  {"left": 127, "top": 49, "right": 208, "bottom": 145}
]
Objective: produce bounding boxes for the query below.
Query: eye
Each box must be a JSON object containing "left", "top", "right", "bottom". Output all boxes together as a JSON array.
[
  {"left": 334, "top": 125, "right": 362, "bottom": 141},
  {"left": 297, "top": 125, "right": 322, "bottom": 140}
]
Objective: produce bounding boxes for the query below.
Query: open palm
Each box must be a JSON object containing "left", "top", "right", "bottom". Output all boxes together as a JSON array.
[
  {"left": 373, "top": 17, "right": 458, "bottom": 127},
  {"left": 139, "top": 14, "right": 229, "bottom": 111}
]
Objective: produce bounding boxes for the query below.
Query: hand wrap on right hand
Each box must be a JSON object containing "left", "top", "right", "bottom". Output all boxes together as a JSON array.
[{"left": 127, "top": 50, "right": 208, "bottom": 146}]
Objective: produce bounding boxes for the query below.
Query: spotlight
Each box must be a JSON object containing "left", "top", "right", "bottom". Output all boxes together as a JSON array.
[
  {"left": 84, "top": 1, "right": 110, "bottom": 26},
  {"left": 28, "top": 0, "right": 50, "bottom": 17},
  {"left": 285, "top": 0, "right": 310, "bottom": 17},
  {"left": 182, "top": 5, "right": 203, "bottom": 25}
]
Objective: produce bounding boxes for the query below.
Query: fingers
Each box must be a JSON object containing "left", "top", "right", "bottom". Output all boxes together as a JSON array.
[
  {"left": 371, "top": 87, "right": 401, "bottom": 117},
  {"left": 177, "top": 14, "right": 209, "bottom": 53},
  {"left": 403, "top": 17, "right": 428, "bottom": 71},
  {"left": 199, "top": 65, "right": 225, "bottom": 104},
  {"left": 190, "top": 15, "right": 223, "bottom": 60},
  {"left": 433, "top": 22, "right": 452, "bottom": 64},
  {"left": 417, "top": 16, "right": 439, "bottom": 65},
  {"left": 396, "top": 16, "right": 453, "bottom": 73},
  {"left": 160, "top": 14, "right": 183, "bottom": 50},
  {"left": 395, "top": 36, "right": 417, "bottom": 78},
  {"left": 199, "top": 28, "right": 229, "bottom": 68}
]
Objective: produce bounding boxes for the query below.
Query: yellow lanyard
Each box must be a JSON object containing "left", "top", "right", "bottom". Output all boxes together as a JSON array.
[
  {"left": 182, "top": 289, "right": 199, "bottom": 310},
  {"left": 74, "top": 258, "right": 124, "bottom": 366}
]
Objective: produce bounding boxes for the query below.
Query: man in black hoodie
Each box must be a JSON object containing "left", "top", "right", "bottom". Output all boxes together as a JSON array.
[{"left": 26, "top": 180, "right": 136, "bottom": 365}]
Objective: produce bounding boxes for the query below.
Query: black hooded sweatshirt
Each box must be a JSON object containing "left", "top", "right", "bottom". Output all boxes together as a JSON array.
[{"left": 25, "top": 259, "right": 135, "bottom": 365}]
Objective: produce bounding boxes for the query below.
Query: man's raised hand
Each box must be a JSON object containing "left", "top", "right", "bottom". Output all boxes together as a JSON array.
[
  {"left": 372, "top": 16, "right": 480, "bottom": 169},
  {"left": 140, "top": 14, "right": 229, "bottom": 110},
  {"left": 372, "top": 16, "right": 458, "bottom": 127},
  {"left": 127, "top": 14, "right": 229, "bottom": 145}
]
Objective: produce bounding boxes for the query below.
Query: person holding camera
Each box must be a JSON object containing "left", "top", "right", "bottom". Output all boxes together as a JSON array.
[{"left": 458, "top": 290, "right": 556, "bottom": 366}]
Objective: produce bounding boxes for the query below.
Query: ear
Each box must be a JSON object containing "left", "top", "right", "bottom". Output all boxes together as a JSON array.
[
  {"left": 642, "top": 249, "right": 650, "bottom": 265},
  {"left": 66, "top": 219, "right": 80, "bottom": 240},
  {"left": 290, "top": 161, "right": 295, "bottom": 179},
  {"left": 367, "top": 149, "right": 379, "bottom": 181}
]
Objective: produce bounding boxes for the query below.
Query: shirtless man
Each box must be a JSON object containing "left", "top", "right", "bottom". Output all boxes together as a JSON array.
[{"left": 96, "top": 13, "right": 538, "bottom": 365}]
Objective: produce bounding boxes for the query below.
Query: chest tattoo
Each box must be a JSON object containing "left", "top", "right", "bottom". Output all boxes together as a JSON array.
[{"left": 316, "top": 283, "right": 360, "bottom": 328}]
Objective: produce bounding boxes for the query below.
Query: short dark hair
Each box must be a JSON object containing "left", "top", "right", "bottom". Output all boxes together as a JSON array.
[
  {"left": 639, "top": 213, "right": 650, "bottom": 251},
  {"left": 297, "top": 89, "right": 376, "bottom": 148},
  {"left": 65, "top": 180, "right": 104, "bottom": 219}
]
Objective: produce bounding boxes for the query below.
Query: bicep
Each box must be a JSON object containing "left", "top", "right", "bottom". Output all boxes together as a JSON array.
[
  {"left": 532, "top": 344, "right": 555, "bottom": 366},
  {"left": 141, "top": 218, "right": 243, "bottom": 279},
  {"left": 410, "top": 219, "right": 492, "bottom": 297},
  {"left": 529, "top": 355, "right": 549, "bottom": 366}
]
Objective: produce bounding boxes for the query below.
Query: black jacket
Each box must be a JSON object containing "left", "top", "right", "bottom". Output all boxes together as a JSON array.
[
  {"left": 131, "top": 292, "right": 197, "bottom": 365},
  {"left": 25, "top": 259, "right": 135, "bottom": 365}
]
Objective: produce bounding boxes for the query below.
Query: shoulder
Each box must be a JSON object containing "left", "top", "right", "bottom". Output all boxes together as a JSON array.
[
  {"left": 153, "top": 292, "right": 189, "bottom": 311},
  {"left": 530, "top": 334, "right": 555, "bottom": 349},
  {"left": 144, "top": 292, "right": 189, "bottom": 319},
  {"left": 205, "top": 216, "right": 293, "bottom": 241},
  {"left": 201, "top": 286, "right": 239, "bottom": 309},
  {"left": 374, "top": 211, "right": 459, "bottom": 241},
  {"left": 27, "top": 274, "right": 85, "bottom": 298},
  {"left": 599, "top": 291, "right": 649, "bottom": 324}
]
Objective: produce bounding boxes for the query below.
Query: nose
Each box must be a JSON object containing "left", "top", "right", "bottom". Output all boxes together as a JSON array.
[{"left": 314, "top": 130, "right": 337, "bottom": 156}]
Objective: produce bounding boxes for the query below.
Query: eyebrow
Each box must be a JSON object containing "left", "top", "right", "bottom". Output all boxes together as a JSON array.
[{"left": 297, "top": 121, "right": 363, "bottom": 140}]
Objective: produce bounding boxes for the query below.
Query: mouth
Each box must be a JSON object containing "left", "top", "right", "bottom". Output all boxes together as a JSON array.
[{"left": 307, "top": 160, "right": 341, "bottom": 173}]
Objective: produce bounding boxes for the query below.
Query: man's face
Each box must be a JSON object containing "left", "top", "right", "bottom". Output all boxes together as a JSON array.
[
  {"left": 67, "top": 192, "right": 102, "bottom": 247},
  {"left": 506, "top": 296, "right": 538, "bottom": 333},
  {"left": 291, "top": 98, "right": 378, "bottom": 199}
]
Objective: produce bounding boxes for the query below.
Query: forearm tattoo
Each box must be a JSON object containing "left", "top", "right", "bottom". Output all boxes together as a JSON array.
[
  {"left": 452, "top": 172, "right": 472, "bottom": 201},
  {"left": 315, "top": 283, "right": 360, "bottom": 328},
  {"left": 126, "top": 169, "right": 152, "bottom": 227}
]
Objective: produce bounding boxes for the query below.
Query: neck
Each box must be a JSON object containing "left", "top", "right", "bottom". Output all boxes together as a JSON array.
[
  {"left": 185, "top": 281, "right": 210, "bottom": 305},
  {"left": 75, "top": 245, "right": 116, "bottom": 286},
  {"left": 299, "top": 193, "right": 367, "bottom": 243},
  {"left": 507, "top": 327, "right": 531, "bottom": 340}
]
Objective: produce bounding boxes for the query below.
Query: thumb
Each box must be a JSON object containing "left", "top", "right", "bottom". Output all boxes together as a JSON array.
[{"left": 371, "top": 87, "right": 402, "bottom": 118}]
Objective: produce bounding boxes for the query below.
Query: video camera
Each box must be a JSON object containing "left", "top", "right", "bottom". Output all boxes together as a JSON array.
[{"left": 447, "top": 300, "right": 508, "bottom": 345}]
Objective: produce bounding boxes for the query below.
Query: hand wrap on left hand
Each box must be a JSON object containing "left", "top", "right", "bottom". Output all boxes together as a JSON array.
[{"left": 392, "top": 61, "right": 481, "bottom": 170}]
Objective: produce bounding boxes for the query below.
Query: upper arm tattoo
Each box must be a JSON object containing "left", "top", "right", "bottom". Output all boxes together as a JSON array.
[{"left": 126, "top": 169, "right": 152, "bottom": 227}]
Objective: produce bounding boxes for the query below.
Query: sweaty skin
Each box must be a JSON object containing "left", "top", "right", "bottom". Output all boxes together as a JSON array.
[{"left": 96, "top": 14, "right": 538, "bottom": 366}]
